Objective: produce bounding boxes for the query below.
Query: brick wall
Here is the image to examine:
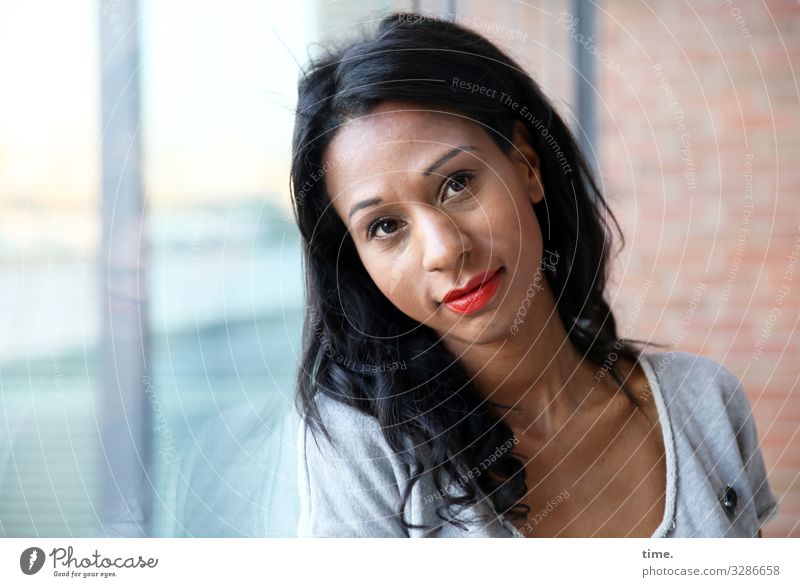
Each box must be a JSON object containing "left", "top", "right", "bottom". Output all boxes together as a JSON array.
[{"left": 597, "top": 0, "right": 799, "bottom": 538}]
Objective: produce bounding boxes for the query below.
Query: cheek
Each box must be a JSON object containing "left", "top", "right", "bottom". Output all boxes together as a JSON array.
[
  {"left": 361, "top": 247, "right": 426, "bottom": 315},
  {"left": 489, "top": 189, "right": 544, "bottom": 292},
  {"left": 483, "top": 181, "right": 542, "bottom": 257}
]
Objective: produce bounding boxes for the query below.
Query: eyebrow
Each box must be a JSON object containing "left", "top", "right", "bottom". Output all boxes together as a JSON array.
[
  {"left": 347, "top": 145, "right": 480, "bottom": 223},
  {"left": 348, "top": 197, "right": 383, "bottom": 223},
  {"left": 423, "top": 144, "right": 480, "bottom": 176}
]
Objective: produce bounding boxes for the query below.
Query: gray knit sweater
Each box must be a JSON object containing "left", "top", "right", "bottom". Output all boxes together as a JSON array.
[{"left": 296, "top": 350, "right": 780, "bottom": 537}]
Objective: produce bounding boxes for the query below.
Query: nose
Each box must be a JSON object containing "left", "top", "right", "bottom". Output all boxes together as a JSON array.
[{"left": 418, "top": 208, "right": 473, "bottom": 272}]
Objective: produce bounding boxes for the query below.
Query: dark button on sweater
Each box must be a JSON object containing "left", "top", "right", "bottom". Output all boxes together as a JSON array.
[{"left": 721, "top": 485, "right": 738, "bottom": 513}]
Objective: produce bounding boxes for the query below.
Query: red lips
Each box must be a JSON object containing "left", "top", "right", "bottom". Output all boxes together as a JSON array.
[{"left": 441, "top": 268, "right": 503, "bottom": 315}]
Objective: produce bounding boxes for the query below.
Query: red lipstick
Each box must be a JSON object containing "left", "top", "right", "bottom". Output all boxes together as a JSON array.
[{"left": 442, "top": 268, "right": 503, "bottom": 314}]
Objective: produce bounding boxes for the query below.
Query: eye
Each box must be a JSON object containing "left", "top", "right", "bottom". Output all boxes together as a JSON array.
[
  {"left": 366, "top": 217, "right": 401, "bottom": 240},
  {"left": 441, "top": 170, "right": 475, "bottom": 201}
]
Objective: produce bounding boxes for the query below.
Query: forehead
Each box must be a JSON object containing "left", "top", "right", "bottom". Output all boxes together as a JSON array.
[{"left": 323, "top": 103, "right": 486, "bottom": 203}]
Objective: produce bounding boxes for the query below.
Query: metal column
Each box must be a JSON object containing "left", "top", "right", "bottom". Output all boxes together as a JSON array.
[
  {"left": 573, "top": 0, "right": 598, "bottom": 179},
  {"left": 96, "top": 0, "right": 151, "bottom": 537}
]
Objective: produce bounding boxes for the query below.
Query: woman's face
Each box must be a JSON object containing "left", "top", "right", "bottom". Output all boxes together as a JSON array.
[{"left": 323, "top": 100, "right": 547, "bottom": 346}]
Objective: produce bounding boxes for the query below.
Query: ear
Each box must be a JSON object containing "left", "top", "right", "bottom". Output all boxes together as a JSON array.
[{"left": 511, "top": 119, "right": 544, "bottom": 205}]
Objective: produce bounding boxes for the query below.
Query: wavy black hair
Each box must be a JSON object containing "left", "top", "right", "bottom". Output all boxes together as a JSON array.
[{"left": 290, "top": 11, "right": 661, "bottom": 532}]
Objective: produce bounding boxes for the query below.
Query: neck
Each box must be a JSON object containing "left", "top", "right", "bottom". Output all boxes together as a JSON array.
[{"left": 442, "top": 281, "right": 605, "bottom": 438}]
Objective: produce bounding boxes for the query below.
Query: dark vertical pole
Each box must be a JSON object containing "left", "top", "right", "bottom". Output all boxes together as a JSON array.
[
  {"left": 573, "top": 0, "right": 598, "bottom": 178},
  {"left": 96, "top": 0, "right": 151, "bottom": 537}
]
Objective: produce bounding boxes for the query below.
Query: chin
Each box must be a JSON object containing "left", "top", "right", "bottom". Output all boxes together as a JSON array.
[{"left": 449, "top": 314, "right": 515, "bottom": 343}]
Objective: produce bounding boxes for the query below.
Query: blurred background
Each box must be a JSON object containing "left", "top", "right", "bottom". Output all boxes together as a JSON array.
[{"left": 0, "top": 0, "right": 797, "bottom": 537}]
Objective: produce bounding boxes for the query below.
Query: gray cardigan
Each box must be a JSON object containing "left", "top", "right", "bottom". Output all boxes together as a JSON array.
[{"left": 296, "top": 350, "right": 780, "bottom": 537}]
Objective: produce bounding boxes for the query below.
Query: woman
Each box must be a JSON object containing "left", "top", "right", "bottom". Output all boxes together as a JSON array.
[{"left": 290, "top": 12, "right": 779, "bottom": 537}]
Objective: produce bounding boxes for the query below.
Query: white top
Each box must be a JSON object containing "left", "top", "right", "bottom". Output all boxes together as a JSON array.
[{"left": 296, "top": 350, "right": 780, "bottom": 537}]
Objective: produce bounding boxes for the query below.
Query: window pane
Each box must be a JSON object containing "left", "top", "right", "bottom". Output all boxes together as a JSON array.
[
  {"left": 0, "top": 0, "right": 101, "bottom": 537},
  {"left": 141, "top": 0, "right": 310, "bottom": 536}
]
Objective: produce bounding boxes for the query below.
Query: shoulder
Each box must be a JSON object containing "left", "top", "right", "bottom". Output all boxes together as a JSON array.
[
  {"left": 644, "top": 349, "right": 739, "bottom": 392},
  {"left": 643, "top": 349, "right": 746, "bottom": 415},
  {"left": 295, "top": 394, "right": 411, "bottom": 537},
  {"left": 297, "top": 393, "right": 408, "bottom": 476},
  {"left": 644, "top": 349, "right": 760, "bottom": 438}
]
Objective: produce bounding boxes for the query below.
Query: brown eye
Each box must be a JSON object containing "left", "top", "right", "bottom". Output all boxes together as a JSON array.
[
  {"left": 442, "top": 170, "right": 474, "bottom": 200},
  {"left": 367, "top": 218, "right": 400, "bottom": 239}
]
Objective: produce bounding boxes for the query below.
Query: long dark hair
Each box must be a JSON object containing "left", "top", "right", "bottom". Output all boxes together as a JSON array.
[{"left": 290, "top": 11, "right": 661, "bottom": 532}]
